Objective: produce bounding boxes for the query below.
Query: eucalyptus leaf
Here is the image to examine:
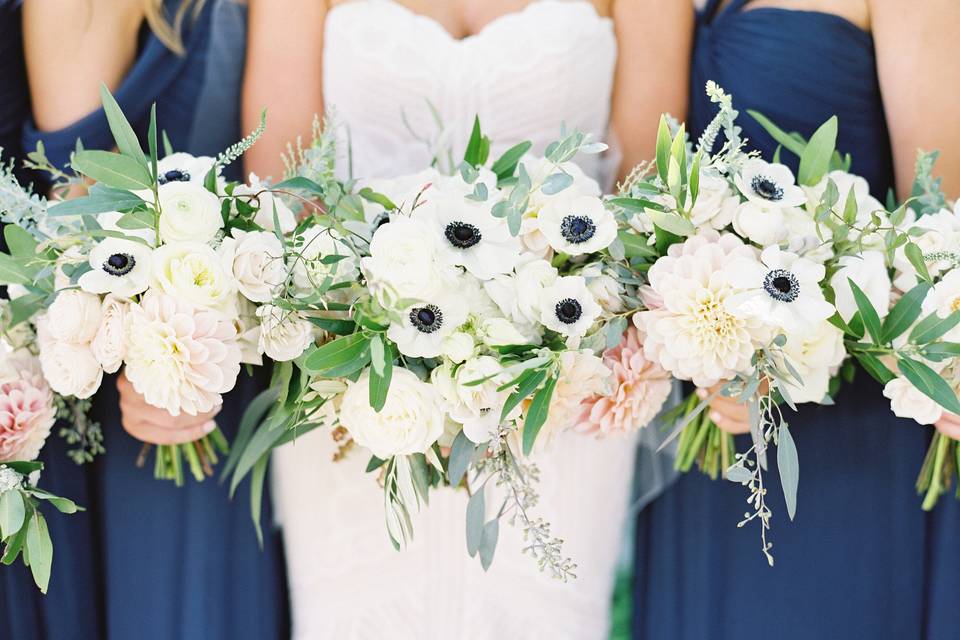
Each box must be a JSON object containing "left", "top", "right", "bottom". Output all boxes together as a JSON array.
[
  {"left": 47, "top": 188, "right": 144, "bottom": 218},
  {"left": 0, "top": 253, "right": 37, "bottom": 285},
  {"left": 541, "top": 172, "right": 573, "bottom": 195},
  {"left": 0, "top": 490, "right": 25, "bottom": 539},
  {"left": 447, "top": 430, "right": 476, "bottom": 486},
  {"left": 4, "top": 226, "right": 37, "bottom": 258},
  {"left": 725, "top": 465, "right": 753, "bottom": 483},
  {"left": 465, "top": 488, "right": 485, "bottom": 557},
  {"left": 25, "top": 512, "right": 52, "bottom": 593},
  {"left": 478, "top": 519, "right": 499, "bottom": 571},
  {"left": 777, "top": 423, "right": 799, "bottom": 520}
]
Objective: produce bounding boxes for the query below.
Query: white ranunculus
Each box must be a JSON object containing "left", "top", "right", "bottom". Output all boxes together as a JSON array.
[
  {"left": 361, "top": 216, "right": 453, "bottom": 309},
  {"left": 157, "top": 182, "right": 224, "bottom": 244},
  {"left": 45, "top": 290, "right": 103, "bottom": 344},
  {"left": 725, "top": 245, "right": 835, "bottom": 334},
  {"left": 256, "top": 304, "right": 315, "bottom": 362},
  {"left": 234, "top": 297, "right": 263, "bottom": 366},
  {"left": 778, "top": 320, "right": 846, "bottom": 404},
  {"left": 78, "top": 237, "right": 154, "bottom": 298},
  {"left": 339, "top": 368, "right": 446, "bottom": 458},
  {"left": 219, "top": 229, "right": 286, "bottom": 303},
  {"left": 441, "top": 331, "right": 475, "bottom": 363},
  {"left": 476, "top": 316, "right": 529, "bottom": 347},
  {"left": 830, "top": 251, "right": 892, "bottom": 323},
  {"left": 732, "top": 200, "right": 790, "bottom": 246},
  {"left": 689, "top": 172, "right": 740, "bottom": 230},
  {"left": 38, "top": 340, "right": 103, "bottom": 399},
  {"left": 735, "top": 158, "right": 807, "bottom": 208},
  {"left": 234, "top": 173, "right": 297, "bottom": 235},
  {"left": 483, "top": 257, "right": 558, "bottom": 331},
  {"left": 539, "top": 275, "right": 602, "bottom": 338},
  {"left": 883, "top": 376, "right": 943, "bottom": 425},
  {"left": 291, "top": 226, "right": 359, "bottom": 294},
  {"left": 431, "top": 357, "right": 515, "bottom": 443},
  {"left": 536, "top": 195, "right": 617, "bottom": 256},
  {"left": 152, "top": 241, "right": 237, "bottom": 314},
  {"left": 90, "top": 296, "right": 129, "bottom": 374}
]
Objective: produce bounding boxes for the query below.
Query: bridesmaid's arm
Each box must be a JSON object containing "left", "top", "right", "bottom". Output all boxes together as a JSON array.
[
  {"left": 22, "top": 0, "right": 143, "bottom": 131},
  {"left": 242, "top": 0, "right": 327, "bottom": 180},
  {"left": 609, "top": 0, "right": 693, "bottom": 182},
  {"left": 872, "top": 0, "right": 960, "bottom": 198}
]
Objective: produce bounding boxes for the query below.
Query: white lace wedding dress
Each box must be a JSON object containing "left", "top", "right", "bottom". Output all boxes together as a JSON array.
[{"left": 271, "top": 2, "right": 638, "bottom": 637}]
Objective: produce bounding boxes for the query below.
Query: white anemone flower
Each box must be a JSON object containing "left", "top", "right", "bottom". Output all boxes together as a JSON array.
[
  {"left": 735, "top": 158, "right": 807, "bottom": 208},
  {"left": 155, "top": 153, "right": 217, "bottom": 186},
  {"left": 537, "top": 195, "right": 617, "bottom": 256},
  {"left": 539, "top": 275, "right": 602, "bottom": 338},
  {"left": 388, "top": 293, "right": 469, "bottom": 359},
  {"left": 725, "top": 245, "right": 835, "bottom": 333},
  {"left": 78, "top": 237, "right": 153, "bottom": 298}
]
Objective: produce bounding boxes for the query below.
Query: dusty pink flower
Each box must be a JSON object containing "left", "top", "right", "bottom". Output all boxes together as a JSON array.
[
  {"left": 0, "top": 362, "right": 56, "bottom": 462},
  {"left": 575, "top": 326, "right": 672, "bottom": 435},
  {"left": 124, "top": 292, "right": 241, "bottom": 417}
]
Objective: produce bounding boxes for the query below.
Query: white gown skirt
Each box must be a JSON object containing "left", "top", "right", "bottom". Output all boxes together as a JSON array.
[{"left": 271, "top": 427, "right": 639, "bottom": 639}]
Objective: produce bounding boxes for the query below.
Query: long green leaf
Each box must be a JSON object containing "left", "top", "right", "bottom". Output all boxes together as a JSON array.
[
  {"left": 368, "top": 336, "right": 393, "bottom": 412},
  {"left": 747, "top": 110, "right": 806, "bottom": 157},
  {"left": 0, "top": 490, "right": 25, "bottom": 539},
  {"left": 777, "top": 424, "right": 799, "bottom": 520},
  {"left": 500, "top": 367, "right": 547, "bottom": 422},
  {"left": 898, "top": 356, "right": 960, "bottom": 415},
  {"left": 99, "top": 84, "right": 146, "bottom": 166},
  {"left": 853, "top": 351, "right": 896, "bottom": 385},
  {"left": 25, "top": 512, "right": 52, "bottom": 593},
  {"left": 3, "top": 226, "right": 37, "bottom": 258},
  {"left": 463, "top": 117, "right": 490, "bottom": 167},
  {"left": 72, "top": 150, "right": 153, "bottom": 191},
  {"left": 221, "top": 387, "right": 280, "bottom": 480},
  {"left": 848, "top": 278, "right": 883, "bottom": 344},
  {"left": 465, "top": 488, "right": 485, "bottom": 557},
  {"left": 302, "top": 333, "right": 371, "bottom": 377},
  {"left": 904, "top": 243, "right": 932, "bottom": 283},
  {"left": 522, "top": 374, "right": 557, "bottom": 455},
  {"left": 910, "top": 310, "right": 960, "bottom": 344},
  {"left": 47, "top": 188, "right": 145, "bottom": 218},
  {"left": 647, "top": 209, "right": 696, "bottom": 237},
  {"left": 249, "top": 456, "right": 268, "bottom": 548},
  {"left": 882, "top": 282, "right": 931, "bottom": 343},
  {"left": 798, "top": 116, "right": 838, "bottom": 186},
  {"left": 491, "top": 141, "right": 532, "bottom": 180},
  {"left": 655, "top": 116, "right": 671, "bottom": 183},
  {"left": 0, "top": 254, "right": 37, "bottom": 285}
]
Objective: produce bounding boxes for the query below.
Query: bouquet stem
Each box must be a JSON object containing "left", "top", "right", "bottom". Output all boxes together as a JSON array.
[
  {"left": 139, "top": 428, "right": 230, "bottom": 486},
  {"left": 916, "top": 431, "right": 958, "bottom": 511},
  {"left": 674, "top": 400, "right": 735, "bottom": 480}
]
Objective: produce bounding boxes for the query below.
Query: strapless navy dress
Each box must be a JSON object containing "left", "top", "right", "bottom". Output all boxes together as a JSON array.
[
  {"left": 633, "top": 2, "right": 960, "bottom": 639},
  {"left": 0, "top": 3, "right": 288, "bottom": 639}
]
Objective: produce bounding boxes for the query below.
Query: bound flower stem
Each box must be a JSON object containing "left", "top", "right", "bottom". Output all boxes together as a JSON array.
[
  {"left": 674, "top": 400, "right": 735, "bottom": 480},
  {"left": 141, "top": 428, "right": 230, "bottom": 486},
  {"left": 917, "top": 432, "right": 958, "bottom": 511}
]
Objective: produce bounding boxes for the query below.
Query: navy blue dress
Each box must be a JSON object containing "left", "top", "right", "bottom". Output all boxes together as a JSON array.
[
  {"left": 1, "top": 3, "right": 289, "bottom": 639},
  {"left": 633, "top": 2, "right": 960, "bottom": 639}
]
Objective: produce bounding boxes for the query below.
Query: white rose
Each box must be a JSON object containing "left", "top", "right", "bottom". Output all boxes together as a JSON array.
[
  {"left": 339, "top": 368, "right": 446, "bottom": 459},
  {"left": 256, "top": 304, "right": 315, "bottom": 362},
  {"left": 157, "top": 182, "right": 224, "bottom": 244},
  {"left": 440, "top": 331, "right": 475, "bottom": 363},
  {"left": 732, "top": 201, "right": 790, "bottom": 246},
  {"left": 152, "top": 242, "right": 237, "bottom": 313},
  {"left": 476, "top": 317, "right": 530, "bottom": 347},
  {"left": 830, "top": 251, "right": 892, "bottom": 323},
  {"left": 39, "top": 341, "right": 103, "bottom": 399},
  {"left": 361, "top": 217, "right": 453, "bottom": 308},
  {"left": 689, "top": 173, "right": 739, "bottom": 230},
  {"left": 219, "top": 229, "right": 286, "bottom": 303},
  {"left": 90, "top": 296, "right": 129, "bottom": 373},
  {"left": 431, "top": 357, "right": 515, "bottom": 443},
  {"left": 883, "top": 376, "right": 943, "bottom": 425},
  {"left": 234, "top": 298, "right": 263, "bottom": 366},
  {"left": 483, "top": 257, "right": 558, "bottom": 329},
  {"left": 920, "top": 270, "right": 960, "bottom": 342},
  {"left": 46, "top": 290, "right": 103, "bottom": 344},
  {"left": 779, "top": 321, "right": 846, "bottom": 404}
]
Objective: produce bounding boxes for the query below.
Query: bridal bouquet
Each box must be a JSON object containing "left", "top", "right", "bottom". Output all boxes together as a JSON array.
[
  {"left": 227, "top": 119, "right": 663, "bottom": 578},
  {"left": 612, "top": 82, "right": 960, "bottom": 563}
]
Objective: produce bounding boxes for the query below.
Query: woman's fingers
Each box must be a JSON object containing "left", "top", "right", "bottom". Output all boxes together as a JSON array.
[
  {"left": 124, "top": 417, "right": 218, "bottom": 446},
  {"left": 697, "top": 386, "right": 750, "bottom": 434},
  {"left": 935, "top": 413, "right": 960, "bottom": 440},
  {"left": 118, "top": 370, "right": 221, "bottom": 444}
]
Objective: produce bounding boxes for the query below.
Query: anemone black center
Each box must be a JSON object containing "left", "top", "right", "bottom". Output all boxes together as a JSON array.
[
  {"left": 444, "top": 222, "right": 482, "bottom": 249},
  {"left": 751, "top": 175, "right": 784, "bottom": 201},
  {"left": 103, "top": 253, "right": 136, "bottom": 277},
  {"left": 560, "top": 215, "right": 597, "bottom": 244},
  {"left": 555, "top": 298, "right": 583, "bottom": 324},
  {"left": 410, "top": 304, "right": 443, "bottom": 333},
  {"left": 158, "top": 169, "right": 191, "bottom": 185},
  {"left": 763, "top": 268, "right": 800, "bottom": 303},
  {"left": 372, "top": 212, "right": 391, "bottom": 230}
]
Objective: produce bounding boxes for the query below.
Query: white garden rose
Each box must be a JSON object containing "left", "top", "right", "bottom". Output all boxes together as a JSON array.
[
  {"left": 152, "top": 242, "right": 237, "bottom": 314},
  {"left": 339, "top": 368, "right": 446, "bottom": 459},
  {"left": 778, "top": 320, "right": 846, "bottom": 404},
  {"left": 892, "top": 206, "right": 960, "bottom": 291},
  {"left": 440, "top": 331, "right": 475, "bottom": 363},
  {"left": 483, "top": 257, "right": 558, "bottom": 332},
  {"left": 38, "top": 340, "right": 103, "bottom": 399},
  {"left": 732, "top": 201, "right": 792, "bottom": 246},
  {"left": 361, "top": 216, "right": 453, "bottom": 308},
  {"left": 920, "top": 270, "right": 960, "bottom": 342},
  {"left": 883, "top": 376, "right": 943, "bottom": 425},
  {"left": 157, "top": 182, "right": 224, "bottom": 244},
  {"left": 90, "top": 296, "right": 129, "bottom": 374},
  {"left": 256, "top": 304, "right": 315, "bottom": 362},
  {"left": 219, "top": 229, "right": 286, "bottom": 303},
  {"left": 45, "top": 290, "right": 103, "bottom": 344},
  {"left": 830, "top": 251, "right": 892, "bottom": 323},
  {"left": 431, "top": 357, "right": 515, "bottom": 443}
]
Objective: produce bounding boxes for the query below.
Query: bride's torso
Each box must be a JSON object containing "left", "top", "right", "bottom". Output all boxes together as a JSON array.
[
  {"left": 322, "top": 0, "right": 617, "bottom": 179},
  {"left": 274, "top": 3, "right": 632, "bottom": 638}
]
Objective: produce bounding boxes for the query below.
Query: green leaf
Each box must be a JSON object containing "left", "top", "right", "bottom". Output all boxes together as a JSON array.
[
  {"left": 8, "top": 293, "right": 46, "bottom": 326},
  {"left": 797, "top": 116, "right": 838, "bottom": 186},
  {"left": 541, "top": 172, "right": 573, "bottom": 195},
  {"left": 777, "top": 424, "right": 799, "bottom": 520},
  {"left": 688, "top": 150, "right": 701, "bottom": 206},
  {"left": 29, "top": 489, "right": 80, "bottom": 514},
  {"left": 365, "top": 456, "right": 387, "bottom": 473},
  {"left": 501, "top": 367, "right": 548, "bottom": 423},
  {"left": 0, "top": 253, "right": 37, "bottom": 285},
  {"left": 491, "top": 141, "right": 532, "bottom": 181},
  {"left": 221, "top": 387, "right": 279, "bottom": 481},
  {"left": 249, "top": 456, "right": 268, "bottom": 547},
  {"left": 853, "top": 351, "right": 895, "bottom": 385},
  {"left": 25, "top": 511, "right": 52, "bottom": 593},
  {"left": 522, "top": 374, "right": 557, "bottom": 455},
  {"left": 478, "top": 519, "right": 499, "bottom": 571},
  {"left": 921, "top": 342, "right": 960, "bottom": 360},
  {"left": 655, "top": 116, "right": 671, "bottom": 183},
  {"left": 904, "top": 242, "right": 932, "bottom": 283},
  {"left": 465, "top": 488, "right": 485, "bottom": 557},
  {"left": 368, "top": 335, "right": 393, "bottom": 412},
  {"left": 4, "top": 226, "right": 37, "bottom": 258},
  {"left": 646, "top": 209, "right": 696, "bottom": 237},
  {"left": 302, "top": 333, "right": 371, "bottom": 377},
  {"left": 848, "top": 278, "right": 883, "bottom": 344},
  {"left": 99, "top": 84, "right": 146, "bottom": 167},
  {"left": 463, "top": 117, "right": 490, "bottom": 167},
  {"left": 0, "top": 490, "right": 25, "bottom": 539},
  {"left": 147, "top": 103, "right": 159, "bottom": 182},
  {"left": 842, "top": 186, "right": 859, "bottom": 225},
  {"left": 617, "top": 229, "right": 656, "bottom": 259},
  {"left": 1, "top": 461, "right": 42, "bottom": 475},
  {"left": 899, "top": 356, "right": 960, "bottom": 414},
  {"left": 358, "top": 187, "right": 397, "bottom": 212},
  {"left": 910, "top": 310, "right": 960, "bottom": 344},
  {"left": 2, "top": 521, "right": 27, "bottom": 565},
  {"left": 881, "top": 282, "right": 931, "bottom": 343},
  {"left": 273, "top": 176, "right": 325, "bottom": 195},
  {"left": 747, "top": 110, "right": 806, "bottom": 157},
  {"left": 47, "top": 187, "right": 145, "bottom": 218},
  {"left": 447, "top": 430, "right": 476, "bottom": 486},
  {"left": 72, "top": 150, "right": 153, "bottom": 190}
]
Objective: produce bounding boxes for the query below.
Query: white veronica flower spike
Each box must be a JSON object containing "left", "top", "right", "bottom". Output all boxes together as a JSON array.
[
  {"left": 725, "top": 245, "right": 835, "bottom": 333},
  {"left": 539, "top": 275, "right": 602, "bottom": 338},
  {"left": 78, "top": 237, "right": 153, "bottom": 298},
  {"left": 537, "top": 195, "right": 617, "bottom": 256},
  {"left": 735, "top": 158, "right": 807, "bottom": 208}
]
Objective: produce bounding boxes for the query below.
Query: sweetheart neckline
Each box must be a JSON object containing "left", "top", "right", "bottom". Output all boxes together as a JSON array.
[{"left": 326, "top": 0, "right": 613, "bottom": 44}]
